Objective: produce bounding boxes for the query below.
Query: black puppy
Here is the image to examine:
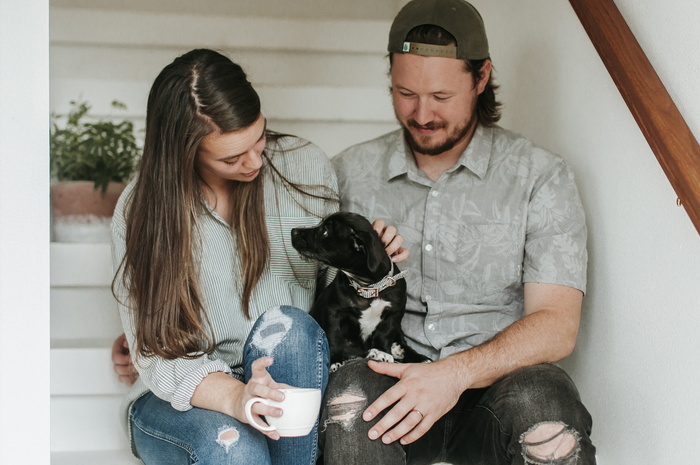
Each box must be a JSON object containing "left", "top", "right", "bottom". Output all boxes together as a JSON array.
[{"left": 291, "top": 211, "right": 428, "bottom": 370}]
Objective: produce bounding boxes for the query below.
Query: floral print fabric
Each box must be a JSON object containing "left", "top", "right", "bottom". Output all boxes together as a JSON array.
[{"left": 332, "top": 125, "right": 587, "bottom": 360}]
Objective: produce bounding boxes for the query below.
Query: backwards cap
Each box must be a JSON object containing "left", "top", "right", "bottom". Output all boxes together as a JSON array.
[{"left": 388, "top": 0, "right": 489, "bottom": 60}]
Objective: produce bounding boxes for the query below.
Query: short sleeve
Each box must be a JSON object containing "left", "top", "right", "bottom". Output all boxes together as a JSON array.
[{"left": 522, "top": 160, "right": 588, "bottom": 293}]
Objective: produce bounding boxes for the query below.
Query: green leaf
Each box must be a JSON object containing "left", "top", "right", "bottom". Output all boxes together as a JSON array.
[{"left": 50, "top": 99, "right": 141, "bottom": 186}]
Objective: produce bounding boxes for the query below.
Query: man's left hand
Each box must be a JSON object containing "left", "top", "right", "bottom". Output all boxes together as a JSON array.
[{"left": 362, "top": 358, "right": 464, "bottom": 445}]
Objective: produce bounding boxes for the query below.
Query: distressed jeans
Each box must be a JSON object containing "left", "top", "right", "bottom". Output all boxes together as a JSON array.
[
  {"left": 319, "top": 361, "right": 595, "bottom": 465},
  {"left": 131, "top": 305, "right": 330, "bottom": 465}
]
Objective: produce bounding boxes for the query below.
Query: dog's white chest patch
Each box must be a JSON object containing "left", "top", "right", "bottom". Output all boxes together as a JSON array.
[{"left": 360, "top": 298, "right": 390, "bottom": 341}]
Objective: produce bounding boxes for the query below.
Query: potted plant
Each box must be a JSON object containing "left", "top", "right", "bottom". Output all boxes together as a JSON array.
[{"left": 50, "top": 100, "right": 141, "bottom": 242}]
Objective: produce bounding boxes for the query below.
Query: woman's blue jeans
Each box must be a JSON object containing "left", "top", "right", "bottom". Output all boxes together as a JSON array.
[{"left": 130, "top": 305, "right": 329, "bottom": 465}]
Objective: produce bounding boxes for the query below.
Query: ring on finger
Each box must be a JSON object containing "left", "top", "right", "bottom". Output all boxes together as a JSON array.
[{"left": 411, "top": 409, "right": 424, "bottom": 420}]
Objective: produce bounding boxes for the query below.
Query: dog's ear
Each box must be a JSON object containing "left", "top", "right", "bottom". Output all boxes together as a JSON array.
[
  {"left": 350, "top": 233, "right": 364, "bottom": 253},
  {"left": 363, "top": 230, "right": 387, "bottom": 274}
]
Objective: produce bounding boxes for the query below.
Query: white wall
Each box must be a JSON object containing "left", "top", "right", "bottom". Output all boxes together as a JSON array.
[
  {"left": 466, "top": 1, "right": 700, "bottom": 463},
  {"left": 0, "top": 1, "right": 51, "bottom": 464},
  {"left": 45, "top": 0, "right": 700, "bottom": 463}
]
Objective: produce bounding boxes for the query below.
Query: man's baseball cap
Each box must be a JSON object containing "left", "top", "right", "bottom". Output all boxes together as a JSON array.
[{"left": 388, "top": 0, "right": 489, "bottom": 60}]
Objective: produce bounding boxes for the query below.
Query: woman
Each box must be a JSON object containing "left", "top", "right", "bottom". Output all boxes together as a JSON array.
[{"left": 112, "top": 49, "right": 404, "bottom": 465}]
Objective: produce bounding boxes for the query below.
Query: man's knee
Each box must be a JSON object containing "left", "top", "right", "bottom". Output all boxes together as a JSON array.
[
  {"left": 322, "top": 360, "right": 395, "bottom": 430},
  {"left": 494, "top": 365, "right": 583, "bottom": 416},
  {"left": 520, "top": 422, "right": 580, "bottom": 465},
  {"left": 326, "top": 360, "right": 395, "bottom": 396},
  {"left": 325, "top": 389, "right": 368, "bottom": 429}
]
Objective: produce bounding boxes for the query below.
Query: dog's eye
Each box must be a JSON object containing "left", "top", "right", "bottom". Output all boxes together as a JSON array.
[{"left": 321, "top": 227, "right": 329, "bottom": 238}]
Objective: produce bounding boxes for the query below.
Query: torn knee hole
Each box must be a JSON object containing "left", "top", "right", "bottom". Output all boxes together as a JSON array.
[
  {"left": 520, "top": 422, "right": 580, "bottom": 465},
  {"left": 216, "top": 427, "right": 239, "bottom": 452},
  {"left": 328, "top": 392, "right": 366, "bottom": 423},
  {"left": 250, "top": 307, "right": 293, "bottom": 355}
]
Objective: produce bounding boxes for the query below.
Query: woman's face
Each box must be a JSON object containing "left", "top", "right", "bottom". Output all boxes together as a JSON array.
[{"left": 196, "top": 113, "right": 266, "bottom": 185}]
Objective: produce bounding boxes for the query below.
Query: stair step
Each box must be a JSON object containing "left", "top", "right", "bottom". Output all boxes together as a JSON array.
[
  {"left": 51, "top": 395, "right": 130, "bottom": 452},
  {"left": 51, "top": 287, "right": 121, "bottom": 341},
  {"left": 51, "top": 242, "right": 113, "bottom": 287},
  {"left": 52, "top": 8, "right": 389, "bottom": 54},
  {"left": 51, "top": 449, "right": 141, "bottom": 465},
  {"left": 51, "top": 344, "right": 130, "bottom": 396}
]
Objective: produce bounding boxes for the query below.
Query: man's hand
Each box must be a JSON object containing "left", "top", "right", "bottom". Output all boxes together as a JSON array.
[
  {"left": 372, "top": 218, "right": 409, "bottom": 263},
  {"left": 111, "top": 333, "right": 138, "bottom": 386},
  {"left": 362, "top": 359, "right": 464, "bottom": 445}
]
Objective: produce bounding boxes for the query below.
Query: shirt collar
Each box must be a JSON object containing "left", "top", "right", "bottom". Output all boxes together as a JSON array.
[
  {"left": 459, "top": 124, "right": 492, "bottom": 179},
  {"left": 386, "top": 130, "right": 411, "bottom": 181},
  {"left": 386, "top": 125, "right": 494, "bottom": 181}
]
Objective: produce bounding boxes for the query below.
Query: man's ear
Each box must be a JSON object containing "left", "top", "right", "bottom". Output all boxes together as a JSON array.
[{"left": 476, "top": 59, "right": 492, "bottom": 95}]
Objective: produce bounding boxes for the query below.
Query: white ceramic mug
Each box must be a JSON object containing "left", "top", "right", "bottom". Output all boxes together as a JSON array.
[{"left": 244, "top": 387, "right": 322, "bottom": 437}]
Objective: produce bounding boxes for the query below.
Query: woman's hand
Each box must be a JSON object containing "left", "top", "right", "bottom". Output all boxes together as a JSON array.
[
  {"left": 231, "top": 357, "right": 289, "bottom": 441},
  {"left": 372, "top": 219, "right": 410, "bottom": 263},
  {"left": 111, "top": 333, "right": 139, "bottom": 386}
]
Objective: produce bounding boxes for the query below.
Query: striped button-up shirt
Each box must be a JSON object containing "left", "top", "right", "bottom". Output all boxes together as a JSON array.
[
  {"left": 333, "top": 125, "right": 587, "bottom": 361},
  {"left": 112, "top": 135, "right": 338, "bottom": 432}
]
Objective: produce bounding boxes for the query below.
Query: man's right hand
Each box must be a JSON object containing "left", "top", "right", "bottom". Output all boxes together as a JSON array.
[{"left": 111, "top": 333, "right": 138, "bottom": 386}]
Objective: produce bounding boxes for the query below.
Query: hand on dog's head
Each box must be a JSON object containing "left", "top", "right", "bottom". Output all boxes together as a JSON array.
[{"left": 291, "top": 212, "right": 390, "bottom": 278}]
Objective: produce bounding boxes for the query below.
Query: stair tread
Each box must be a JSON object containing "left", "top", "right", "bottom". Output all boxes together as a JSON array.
[
  {"left": 51, "top": 449, "right": 141, "bottom": 465},
  {"left": 52, "top": 344, "right": 129, "bottom": 396}
]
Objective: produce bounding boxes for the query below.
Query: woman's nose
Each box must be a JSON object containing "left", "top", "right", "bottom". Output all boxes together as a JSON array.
[{"left": 243, "top": 149, "right": 263, "bottom": 170}]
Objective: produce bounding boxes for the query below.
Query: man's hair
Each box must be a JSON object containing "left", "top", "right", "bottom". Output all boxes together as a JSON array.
[{"left": 391, "top": 24, "right": 502, "bottom": 127}]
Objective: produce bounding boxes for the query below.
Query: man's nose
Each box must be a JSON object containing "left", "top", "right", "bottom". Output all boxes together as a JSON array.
[{"left": 413, "top": 98, "right": 434, "bottom": 126}]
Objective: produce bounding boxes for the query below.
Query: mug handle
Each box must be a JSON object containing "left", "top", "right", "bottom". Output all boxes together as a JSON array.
[{"left": 244, "top": 397, "right": 277, "bottom": 432}]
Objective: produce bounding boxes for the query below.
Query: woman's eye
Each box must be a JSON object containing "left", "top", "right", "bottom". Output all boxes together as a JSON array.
[{"left": 224, "top": 158, "right": 240, "bottom": 166}]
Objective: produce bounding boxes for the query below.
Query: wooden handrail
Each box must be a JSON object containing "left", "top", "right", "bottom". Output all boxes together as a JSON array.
[{"left": 570, "top": 0, "right": 700, "bottom": 235}]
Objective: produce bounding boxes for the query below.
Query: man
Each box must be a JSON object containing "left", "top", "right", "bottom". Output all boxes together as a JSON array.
[{"left": 320, "top": 1, "right": 595, "bottom": 464}]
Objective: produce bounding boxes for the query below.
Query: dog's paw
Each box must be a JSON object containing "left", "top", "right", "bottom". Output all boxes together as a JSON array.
[
  {"left": 330, "top": 361, "right": 347, "bottom": 373},
  {"left": 390, "top": 342, "right": 405, "bottom": 361},
  {"left": 366, "top": 348, "right": 395, "bottom": 363}
]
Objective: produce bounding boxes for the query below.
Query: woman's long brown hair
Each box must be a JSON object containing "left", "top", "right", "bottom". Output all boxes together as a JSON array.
[{"left": 114, "top": 49, "right": 336, "bottom": 361}]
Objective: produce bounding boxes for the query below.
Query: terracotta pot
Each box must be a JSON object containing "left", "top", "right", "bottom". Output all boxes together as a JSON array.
[{"left": 51, "top": 181, "right": 126, "bottom": 242}]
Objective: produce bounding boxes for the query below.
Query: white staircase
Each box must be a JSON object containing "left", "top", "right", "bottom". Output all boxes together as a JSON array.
[
  {"left": 49, "top": 4, "right": 399, "bottom": 463},
  {"left": 50, "top": 242, "right": 141, "bottom": 464}
]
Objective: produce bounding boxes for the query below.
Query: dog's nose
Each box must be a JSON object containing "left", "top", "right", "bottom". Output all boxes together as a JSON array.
[{"left": 291, "top": 228, "right": 304, "bottom": 246}]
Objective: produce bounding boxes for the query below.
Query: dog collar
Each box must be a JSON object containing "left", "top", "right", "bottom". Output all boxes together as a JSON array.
[{"left": 344, "top": 264, "right": 408, "bottom": 299}]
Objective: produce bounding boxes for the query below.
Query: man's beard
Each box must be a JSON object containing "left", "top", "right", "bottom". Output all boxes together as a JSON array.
[{"left": 402, "top": 118, "right": 474, "bottom": 156}]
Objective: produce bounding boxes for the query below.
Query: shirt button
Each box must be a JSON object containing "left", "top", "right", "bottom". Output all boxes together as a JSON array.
[
  {"left": 425, "top": 294, "right": 432, "bottom": 301},
  {"left": 425, "top": 244, "right": 433, "bottom": 252},
  {"left": 428, "top": 323, "right": 436, "bottom": 331},
  {"left": 431, "top": 190, "right": 439, "bottom": 197}
]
